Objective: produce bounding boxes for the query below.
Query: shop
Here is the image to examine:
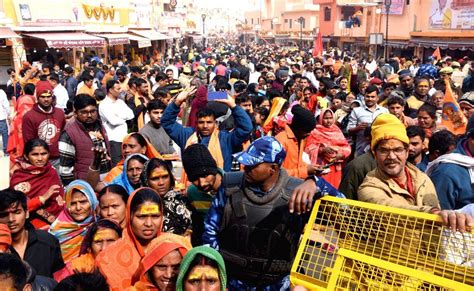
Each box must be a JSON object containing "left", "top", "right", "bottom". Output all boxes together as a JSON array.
[{"left": 0, "top": 27, "right": 21, "bottom": 87}]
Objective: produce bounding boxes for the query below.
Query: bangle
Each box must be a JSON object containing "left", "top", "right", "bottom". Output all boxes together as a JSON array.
[
  {"left": 89, "top": 166, "right": 100, "bottom": 172},
  {"left": 39, "top": 196, "right": 46, "bottom": 205}
]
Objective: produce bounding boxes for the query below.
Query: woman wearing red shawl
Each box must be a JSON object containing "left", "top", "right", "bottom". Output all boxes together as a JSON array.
[
  {"left": 131, "top": 233, "right": 192, "bottom": 291},
  {"left": 96, "top": 187, "right": 164, "bottom": 290},
  {"left": 305, "top": 109, "right": 351, "bottom": 188},
  {"left": 10, "top": 138, "right": 64, "bottom": 230},
  {"left": 102, "top": 132, "right": 161, "bottom": 183},
  {"left": 187, "top": 85, "right": 208, "bottom": 129},
  {"left": 7, "top": 83, "right": 36, "bottom": 161}
]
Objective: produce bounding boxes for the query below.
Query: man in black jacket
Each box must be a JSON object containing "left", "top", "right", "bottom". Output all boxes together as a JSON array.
[{"left": 0, "top": 190, "right": 64, "bottom": 278}]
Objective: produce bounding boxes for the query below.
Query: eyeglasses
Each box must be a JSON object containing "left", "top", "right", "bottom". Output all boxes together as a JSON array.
[
  {"left": 78, "top": 109, "right": 97, "bottom": 116},
  {"left": 376, "top": 147, "right": 406, "bottom": 157}
]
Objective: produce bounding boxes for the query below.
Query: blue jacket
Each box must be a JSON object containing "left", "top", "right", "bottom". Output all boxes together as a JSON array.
[
  {"left": 161, "top": 102, "right": 252, "bottom": 172},
  {"left": 202, "top": 175, "right": 345, "bottom": 249},
  {"left": 429, "top": 138, "right": 473, "bottom": 210}
]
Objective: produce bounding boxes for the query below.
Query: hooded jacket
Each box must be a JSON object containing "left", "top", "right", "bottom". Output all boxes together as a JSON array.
[{"left": 22, "top": 104, "right": 66, "bottom": 158}]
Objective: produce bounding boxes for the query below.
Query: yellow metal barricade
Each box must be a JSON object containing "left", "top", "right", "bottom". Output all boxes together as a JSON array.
[{"left": 290, "top": 196, "right": 474, "bottom": 290}]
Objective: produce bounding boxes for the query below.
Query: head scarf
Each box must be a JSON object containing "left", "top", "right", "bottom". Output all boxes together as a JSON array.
[
  {"left": 110, "top": 153, "right": 149, "bottom": 194},
  {"left": 133, "top": 233, "right": 192, "bottom": 289},
  {"left": 96, "top": 187, "right": 163, "bottom": 290},
  {"left": 176, "top": 246, "right": 227, "bottom": 291},
  {"left": 305, "top": 109, "right": 350, "bottom": 164},
  {"left": 49, "top": 180, "right": 98, "bottom": 263},
  {"left": 0, "top": 224, "right": 12, "bottom": 249}
]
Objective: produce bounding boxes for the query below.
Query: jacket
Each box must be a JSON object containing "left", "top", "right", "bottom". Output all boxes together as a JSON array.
[
  {"left": 161, "top": 102, "right": 252, "bottom": 171},
  {"left": 429, "top": 138, "right": 474, "bottom": 210},
  {"left": 22, "top": 104, "right": 66, "bottom": 158},
  {"left": 276, "top": 125, "right": 308, "bottom": 179},
  {"left": 358, "top": 162, "right": 440, "bottom": 213},
  {"left": 338, "top": 151, "right": 376, "bottom": 200}
]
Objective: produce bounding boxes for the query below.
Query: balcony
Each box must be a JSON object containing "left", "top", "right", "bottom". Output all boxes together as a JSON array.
[{"left": 334, "top": 20, "right": 367, "bottom": 37}]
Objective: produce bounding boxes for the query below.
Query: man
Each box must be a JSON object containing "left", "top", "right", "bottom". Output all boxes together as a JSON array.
[
  {"left": 62, "top": 66, "right": 78, "bottom": 102},
  {"left": 178, "top": 66, "right": 192, "bottom": 89},
  {"left": 203, "top": 136, "right": 342, "bottom": 289},
  {"left": 405, "top": 77, "right": 431, "bottom": 118},
  {"left": 59, "top": 94, "right": 111, "bottom": 185},
  {"left": 6, "top": 68, "right": 21, "bottom": 100},
  {"left": 0, "top": 190, "right": 64, "bottom": 278},
  {"left": 127, "top": 78, "right": 150, "bottom": 132},
  {"left": 0, "top": 253, "right": 32, "bottom": 291},
  {"left": 427, "top": 129, "right": 456, "bottom": 162},
  {"left": 139, "top": 99, "right": 176, "bottom": 155},
  {"left": 116, "top": 69, "right": 129, "bottom": 94},
  {"left": 387, "top": 95, "right": 417, "bottom": 127},
  {"left": 182, "top": 144, "right": 224, "bottom": 245},
  {"left": 47, "top": 73, "right": 68, "bottom": 110},
  {"left": 276, "top": 105, "right": 318, "bottom": 179},
  {"left": 398, "top": 70, "right": 414, "bottom": 99},
  {"left": 161, "top": 87, "right": 252, "bottom": 172},
  {"left": 406, "top": 125, "right": 428, "bottom": 171},
  {"left": 427, "top": 116, "right": 474, "bottom": 210},
  {"left": 76, "top": 73, "right": 95, "bottom": 96},
  {"left": 99, "top": 80, "right": 134, "bottom": 166},
  {"left": 22, "top": 81, "right": 65, "bottom": 168},
  {"left": 163, "top": 68, "right": 183, "bottom": 96},
  {"left": 0, "top": 89, "right": 10, "bottom": 153},
  {"left": 348, "top": 85, "right": 388, "bottom": 156}
]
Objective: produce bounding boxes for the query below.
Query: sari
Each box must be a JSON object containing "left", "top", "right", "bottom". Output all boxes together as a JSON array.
[
  {"left": 103, "top": 134, "right": 161, "bottom": 183},
  {"left": 10, "top": 159, "right": 65, "bottom": 229},
  {"left": 49, "top": 180, "right": 98, "bottom": 263},
  {"left": 96, "top": 187, "right": 163, "bottom": 290},
  {"left": 7, "top": 94, "right": 36, "bottom": 160},
  {"left": 110, "top": 153, "right": 149, "bottom": 195},
  {"left": 305, "top": 109, "right": 351, "bottom": 188},
  {"left": 131, "top": 233, "right": 192, "bottom": 290}
]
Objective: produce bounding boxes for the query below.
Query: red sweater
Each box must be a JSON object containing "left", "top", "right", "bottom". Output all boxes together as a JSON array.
[{"left": 22, "top": 104, "right": 66, "bottom": 158}]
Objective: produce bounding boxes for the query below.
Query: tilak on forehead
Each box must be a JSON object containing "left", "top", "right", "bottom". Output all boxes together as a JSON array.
[
  {"left": 93, "top": 228, "right": 117, "bottom": 242},
  {"left": 139, "top": 204, "right": 160, "bottom": 215},
  {"left": 149, "top": 169, "right": 168, "bottom": 179},
  {"left": 187, "top": 266, "right": 219, "bottom": 281}
]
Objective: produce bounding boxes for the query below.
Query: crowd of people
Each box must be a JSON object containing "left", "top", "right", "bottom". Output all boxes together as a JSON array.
[{"left": 0, "top": 39, "right": 474, "bottom": 290}]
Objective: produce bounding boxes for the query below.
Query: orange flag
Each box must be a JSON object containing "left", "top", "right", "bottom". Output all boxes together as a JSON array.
[
  {"left": 313, "top": 31, "right": 323, "bottom": 58},
  {"left": 432, "top": 47, "right": 441, "bottom": 61},
  {"left": 441, "top": 79, "right": 466, "bottom": 134}
]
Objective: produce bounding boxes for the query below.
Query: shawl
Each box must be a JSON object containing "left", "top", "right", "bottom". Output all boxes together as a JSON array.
[
  {"left": 132, "top": 233, "right": 192, "bottom": 290},
  {"left": 96, "top": 187, "right": 164, "bottom": 290},
  {"left": 10, "top": 159, "right": 65, "bottom": 229},
  {"left": 110, "top": 153, "right": 149, "bottom": 195},
  {"left": 134, "top": 93, "right": 146, "bottom": 130},
  {"left": 49, "top": 180, "right": 98, "bottom": 263},
  {"left": 187, "top": 85, "right": 208, "bottom": 129},
  {"left": 305, "top": 109, "right": 351, "bottom": 165},
  {"left": 176, "top": 246, "right": 227, "bottom": 291},
  {"left": 181, "top": 129, "right": 223, "bottom": 186},
  {"left": 7, "top": 94, "right": 36, "bottom": 160},
  {"left": 103, "top": 134, "right": 161, "bottom": 183}
]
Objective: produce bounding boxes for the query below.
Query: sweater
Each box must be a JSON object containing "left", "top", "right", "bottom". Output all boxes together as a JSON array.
[{"left": 22, "top": 104, "right": 66, "bottom": 158}]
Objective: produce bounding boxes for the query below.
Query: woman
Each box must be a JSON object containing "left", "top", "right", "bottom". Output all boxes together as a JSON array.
[
  {"left": 103, "top": 133, "right": 161, "bottom": 183},
  {"left": 176, "top": 246, "right": 227, "bottom": 291},
  {"left": 305, "top": 109, "right": 351, "bottom": 188},
  {"left": 144, "top": 158, "right": 192, "bottom": 236},
  {"left": 96, "top": 187, "right": 164, "bottom": 290},
  {"left": 417, "top": 103, "right": 442, "bottom": 140},
  {"left": 7, "top": 83, "right": 36, "bottom": 159},
  {"left": 132, "top": 233, "right": 192, "bottom": 290},
  {"left": 10, "top": 139, "right": 64, "bottom": 229},
  {"left": 49, "top": 180, "right": 99, "bottom": 263},
  {"left": 89, "top": 153, "right": 148, "bottom": 194},
  {"left": 54, "top": 219, "right": 122, "bottom": 282},
  {"left": 98, "top": 184, "right": 128, "bottom": 229}
]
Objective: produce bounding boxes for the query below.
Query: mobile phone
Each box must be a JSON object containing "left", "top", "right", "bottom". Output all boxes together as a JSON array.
[{"left": 208, "top": 91, "right": 228, "bottom": 101}]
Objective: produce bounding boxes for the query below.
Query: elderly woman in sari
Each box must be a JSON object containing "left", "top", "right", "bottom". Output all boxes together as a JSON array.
[
  {"left": 10, "top": 138, "right": 64, "bottom": 229},
  {"left": 96, "top": 187, "right": 164, "bottom": 289},
  {"left": 54, "top": 219, "right": 122, "bottom": 281},
  {"left": 49, "top": 180, "right": 99, "bottom": 263},
  {"left": 305, "top": 108, "right": 351, "bottom": 188}
]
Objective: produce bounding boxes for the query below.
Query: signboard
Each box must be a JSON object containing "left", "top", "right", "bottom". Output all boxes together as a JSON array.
[
  {"left": 382, "top": 0, "right": 405, "bottom": 15},
  {"left": 369, "top": 33, "right": 383, "bottom": 45},
  {"left": 429, "top": 0, "right": 474, "bottom": 29}
]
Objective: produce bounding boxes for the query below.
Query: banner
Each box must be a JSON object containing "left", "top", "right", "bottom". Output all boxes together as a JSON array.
[
  {"left": 429, "top": 0, "right": 474, "bottom": 29},
  {"left": 441, "top": 79, "right": 467, "bottom": 135},
  {"left": 382, "top": 0, "right": 405, "bottom": 15}
]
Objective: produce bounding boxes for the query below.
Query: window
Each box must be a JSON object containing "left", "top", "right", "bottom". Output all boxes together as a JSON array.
[
  {"left": 251, "top": 18, "right": 254, "bottom": 24},
  {"left": 285, "top": 19, "right": 288, "bottom": 23},
  {"left": 289, "top": 19, "right": 292, "bottom": 29},
  {"left": 324, "top": 7, "right": 331, "bottom": 21}
]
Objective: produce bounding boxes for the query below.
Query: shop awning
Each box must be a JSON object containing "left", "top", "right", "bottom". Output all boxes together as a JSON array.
[
  {"left": 23, "top": 32, "right": 105, "bottom": 48},
  {"left": 94, "top": 34, "right": 130, "bottom": 45},
  {"left": 0, "top": 27, "right": 20, "bottom": 39},
  {"left": 127, "top": 34, "right": 152, "bottom": 48},
  {"left": 129, "top": 29, "right": 172, "bottom": 40},
  {"left": 410, "top": 38, "right": 474, "bottom": 51}
]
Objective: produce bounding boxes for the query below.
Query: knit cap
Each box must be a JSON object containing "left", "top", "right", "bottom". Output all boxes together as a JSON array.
[
  {"left": 182, "top": 144, "right": 218, "bottom": 182},
  {"left": 291, "top": 105, "right": 316, "bottom": 134},
  {"left": 35, "top": 80, "right": 53, "bottom": 97},
  {"left": 371, "top": 113, "right": 409, "bottom": 150}
]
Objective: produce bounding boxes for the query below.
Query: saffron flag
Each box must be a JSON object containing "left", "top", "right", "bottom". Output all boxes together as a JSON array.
[
  {"left": 441, "top": 79, "right": 466, "bottom": 134},
  {"left": 432, "top": 47, "right": 441, "bottom": 61},
  {"left": 313, "top": 31, "right": 323, "bottom": 57}
]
